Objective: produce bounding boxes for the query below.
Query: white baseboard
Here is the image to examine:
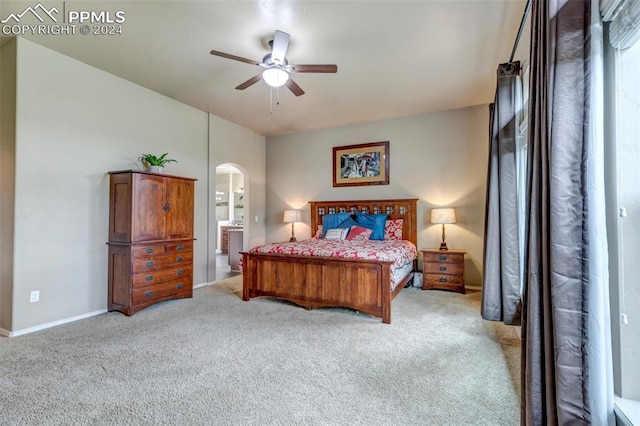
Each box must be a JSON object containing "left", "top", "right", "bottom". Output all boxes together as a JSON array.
[
  {"left": 3, "top": 281, "right": 219, "bottom": 337},
  {"left": 5, "top": 309, "right": 107, "bottom": 337}
]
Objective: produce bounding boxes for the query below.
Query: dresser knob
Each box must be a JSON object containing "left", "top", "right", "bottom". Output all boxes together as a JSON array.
[
  {"left": 144, "top": 291, "right": 153, "bottom": 297},
  {"left": 146, "top": 261, "right": 154, "bottom": 267},
  {"left": 176, "top": 269, "right": 183, "bottom": 275},
  {"left": 145, "top": 248, "right": 154, "bottom": 254},
  {"left": 177, "top": 245, "right": 184, "bottom": 251},
  {"left": 145, "top": 275, "right": 153, "bottom": 281},
  {"left": 176, "top": 256, "right": 183, "bottom": 262},
  {"left": 439, "top": 266, "right": 447, "bottom": 271},
  {"left": 439, "top": 277, "right": 447, "bottom": 282},
  {"left": 439, "top": 255, "right": 447, "bottom": 261},
  {"left": 176, "top": 283, "right": 183, "bottom": 289}
]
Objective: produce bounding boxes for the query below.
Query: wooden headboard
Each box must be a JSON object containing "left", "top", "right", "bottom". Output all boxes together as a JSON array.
[{"left": 309, "top": 198, "right": 419, "bottom": 246}]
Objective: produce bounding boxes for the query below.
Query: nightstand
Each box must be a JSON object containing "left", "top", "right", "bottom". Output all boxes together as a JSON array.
[{"left": 421, "top": 249, "right": 466, "bottom": 294}]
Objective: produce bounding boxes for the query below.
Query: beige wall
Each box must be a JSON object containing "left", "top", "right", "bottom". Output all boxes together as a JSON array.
[
  {"left": 0, "top": 39, "right": 17, "bottom": 333},
  {"left": 208, "top": 114, "right": 266, "bottom": 277},
  {"left": 265, "top": 106, "right": 489, "bottom": 287},
  {"left": 3, "top": 38, "right": 266, "bottom": 335}
]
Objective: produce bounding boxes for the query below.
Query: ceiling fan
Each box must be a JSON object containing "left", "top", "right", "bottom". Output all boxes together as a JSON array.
[{"left": 210, "top": 30, "right": 337, "bottom": 96}]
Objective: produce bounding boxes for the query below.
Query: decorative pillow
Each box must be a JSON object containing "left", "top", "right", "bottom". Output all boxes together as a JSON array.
[
  {"left": 324, "top": 228, "right": 350, "bottom": 240},
  {"left": 384, "top": 219, "right": 404, "bottom": 240},
  {"left": 346, "top": 225, "right": 373, "bottom": 241},
  {"left": 354, "top": 212, "right": 388, "bottom": 240},
  {"left": 321, "top": 213, "right": 352, "bottom": 236},
  {"left": 337, "top": 217, "right": 358, "bottom": 229}
]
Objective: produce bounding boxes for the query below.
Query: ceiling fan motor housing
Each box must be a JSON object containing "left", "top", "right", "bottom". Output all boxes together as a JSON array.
[{"left": 262, "top": 53, "right": 288, "bottom": 67}]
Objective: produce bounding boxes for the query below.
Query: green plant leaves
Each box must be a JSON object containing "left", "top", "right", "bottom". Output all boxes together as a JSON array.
[{"left": 138, "top": 153, "right": 177, "bottom": 167}]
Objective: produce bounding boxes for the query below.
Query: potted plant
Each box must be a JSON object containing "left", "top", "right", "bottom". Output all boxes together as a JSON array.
[{"left": 138, "top": 153, "right": 177, "bottom": 173}]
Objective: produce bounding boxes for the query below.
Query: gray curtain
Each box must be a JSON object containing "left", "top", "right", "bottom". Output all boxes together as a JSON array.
[
  {"left": 522, "top": 0, "right": 613, "bottom": 423},
  {"left": 481, "top": 61, "right": 523, "bottom": 326}
]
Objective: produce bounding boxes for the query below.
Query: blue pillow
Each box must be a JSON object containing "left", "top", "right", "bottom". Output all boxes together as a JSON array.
[
  {"left": 354, "top": 212, "right": 388, "bottom": 240},
  {"left": 321, "top": 213, "right": 352, "bottom": 236},
  {"left": 336, "top": 217, "right": 358, "bottom": 229}
]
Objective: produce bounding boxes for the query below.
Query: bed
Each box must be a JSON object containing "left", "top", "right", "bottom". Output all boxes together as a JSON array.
[{"left": 241, "top": 198, "right": 418, "bottom": 323}]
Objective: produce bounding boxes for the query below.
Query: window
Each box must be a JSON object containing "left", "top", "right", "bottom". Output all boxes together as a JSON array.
[{"left": 604, "top": 1, "right": 640, "bottom": 411}]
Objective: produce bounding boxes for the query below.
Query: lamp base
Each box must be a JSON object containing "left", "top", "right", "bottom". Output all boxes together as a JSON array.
[
  {"left": 289, "top": 237, "right": 297, "bottom": 242},
  {"left": 439, "top": 242, "right": 449, "bottom": 251}
]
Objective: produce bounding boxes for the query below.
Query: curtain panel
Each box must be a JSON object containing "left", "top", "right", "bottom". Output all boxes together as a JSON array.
[
  {"left": 522, "top": 0, "right": 614, "bottom": 424},
  {"left": 481, "top": 61, "right": 523, "bottom": 326}
]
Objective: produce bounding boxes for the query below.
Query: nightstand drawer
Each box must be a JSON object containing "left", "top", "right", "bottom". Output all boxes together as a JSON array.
[
  {"left": 424, "top": 273, "right": 464, "bottom": 285},
  {"left": 424, "top": 263, "right": 463, "bottom": 275},
  {"left": 424, "top": 252, "right": 464, "bottom": 264}
]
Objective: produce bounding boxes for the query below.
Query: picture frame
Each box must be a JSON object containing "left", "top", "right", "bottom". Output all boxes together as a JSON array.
[{"left": 333, "top": 141, "right": 389, "bottom": 187}]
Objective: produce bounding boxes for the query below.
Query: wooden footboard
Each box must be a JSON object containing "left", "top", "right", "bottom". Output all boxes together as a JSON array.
[
  {"left": 241, "top": 252, "right": 412, "bottom": 323},
  {"left": 241, "top": 198, "right": 418, "bottom": 324}
]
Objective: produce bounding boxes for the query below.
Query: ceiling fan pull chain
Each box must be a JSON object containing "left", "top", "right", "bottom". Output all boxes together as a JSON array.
[{"left": 269, "top": 86, "right": 273, "bottom": 114}]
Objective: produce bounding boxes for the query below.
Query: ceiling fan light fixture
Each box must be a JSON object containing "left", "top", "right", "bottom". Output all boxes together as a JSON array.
[{"left": 262, "top": 68, "right": 289, "bottom": 88}]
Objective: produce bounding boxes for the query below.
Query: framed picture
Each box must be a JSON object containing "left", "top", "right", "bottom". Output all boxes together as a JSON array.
[{"left": 333, "top": 141, "right": 389, "bottom": 187}]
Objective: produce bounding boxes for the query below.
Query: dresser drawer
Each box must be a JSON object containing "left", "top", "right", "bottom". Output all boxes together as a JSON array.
[
  {"left": 132, "top": 244, "right": 166, "bottom": 258},
  {"left": 166, "top": 241, "right": 193, "bottom": 254},
  {"left": 132, "top": 266, "right": 192, "bottom": 287},
  {"left": 424, "top": 252, "right": 464, "bottom": 264},
  {"left": 132, "top": 278, "right": 192, "bottom": 305},
  {"left": 424, "top": 262, "right": 463, "bottom": 275},
  {"left": 424, "top": 273, "right": 464, "bottom": 285},
  {"left": 132, "top": 251, "right": 193, "bottom": 273}
]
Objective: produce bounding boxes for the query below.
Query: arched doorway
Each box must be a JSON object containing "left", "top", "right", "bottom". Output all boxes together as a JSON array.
[{"left": 215, "top": 164, "right": 245, "bottom": 281}]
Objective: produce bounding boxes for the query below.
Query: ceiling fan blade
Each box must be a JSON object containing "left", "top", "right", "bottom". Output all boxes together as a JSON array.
[
  {"left": 210, "top": 50, "right": 258, "bottom": 66},
  {"left": 286, "top": 78, "right": 305, "bottom": 96},
  {"left": 271, "top": 30, "right": 290, "bottom": 65},
  {"left": 235, "top": 74, "right": 262, "bottom": 90},
  {"left": 292, "top": 64, "right": 338, "bottom": 73}
]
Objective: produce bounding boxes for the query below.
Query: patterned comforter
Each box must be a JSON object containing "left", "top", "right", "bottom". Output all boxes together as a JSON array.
[{"left": 243, "top": 238, "right": 417, "bottom": 286}]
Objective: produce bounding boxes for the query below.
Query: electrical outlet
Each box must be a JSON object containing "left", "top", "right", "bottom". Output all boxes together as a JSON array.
[{"left": 30, "top": 290, "right": 40, "bottom": 303}]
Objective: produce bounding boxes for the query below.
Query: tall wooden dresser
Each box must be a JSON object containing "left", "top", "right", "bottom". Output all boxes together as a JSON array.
[{"left": 107, "top": 170, "right": 196, "bottom": 315}]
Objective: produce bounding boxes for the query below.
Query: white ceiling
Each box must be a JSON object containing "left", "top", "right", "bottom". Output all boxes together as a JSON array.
[{"left": 1, "top": 0, "right": 527, "bottom": 136}]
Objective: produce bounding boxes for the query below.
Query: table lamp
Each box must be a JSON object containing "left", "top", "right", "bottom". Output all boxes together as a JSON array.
[
  {"left": 430, "top": 208, "right": 456, "bottom": 251},
  {"left": 283, "top": 210, "right": 302, "bottom": 242}
]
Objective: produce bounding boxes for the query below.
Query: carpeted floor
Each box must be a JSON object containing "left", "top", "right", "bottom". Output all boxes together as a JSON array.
[{"left": 0, "top": 277, "right": 520, "bottom": 425}]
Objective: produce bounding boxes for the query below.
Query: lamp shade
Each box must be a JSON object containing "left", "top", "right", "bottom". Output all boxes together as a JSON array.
[
  {"left": 263, "top": 68, "right": 289, "bottom": 87},
  {"left": 283, "top": 210, "right": 302, "bottom": 223},
  {"left": 430, "top": 208, "right": 456, "bottom": 224}
]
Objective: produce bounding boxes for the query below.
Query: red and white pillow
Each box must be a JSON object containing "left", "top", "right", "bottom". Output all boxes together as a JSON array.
[
  {"left": 384, "top": 219, "right": 403, "bottom": 240},
  {"left": 346, "top": 226, "right": 373, "bottom": 241}
]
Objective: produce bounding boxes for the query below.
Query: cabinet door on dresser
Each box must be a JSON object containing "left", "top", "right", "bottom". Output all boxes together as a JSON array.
[
  {"left": 132, "top": 173, "right": 167, "bottom": 242},
  {"left": 165, "top": 178, "right": 194, "bottom": 240}
]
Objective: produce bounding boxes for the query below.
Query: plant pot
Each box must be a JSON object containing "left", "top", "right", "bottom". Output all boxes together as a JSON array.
[{"left": 149, "top": 166, "right": 164, "bottom": 173}]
